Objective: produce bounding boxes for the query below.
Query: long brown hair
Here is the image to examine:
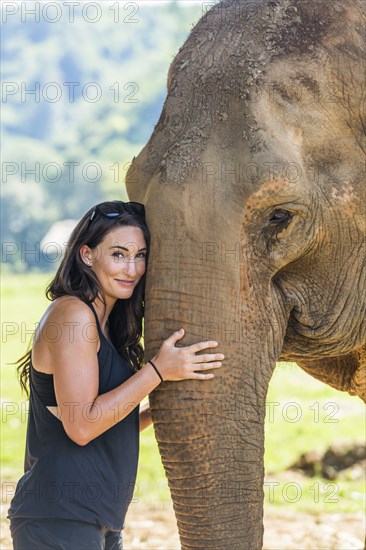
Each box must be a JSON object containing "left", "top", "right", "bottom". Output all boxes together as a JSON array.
[{"left": 17, "top": 201, "right": 150, "bottom": 396}]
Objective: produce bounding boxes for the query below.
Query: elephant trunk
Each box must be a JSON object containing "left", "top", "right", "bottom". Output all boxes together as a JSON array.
[
  {"left": 144, "top": 251, "right": 284, "bottom": 549},
  {"left": 149, "top": 381, "right": 267, "bottom": 549}
]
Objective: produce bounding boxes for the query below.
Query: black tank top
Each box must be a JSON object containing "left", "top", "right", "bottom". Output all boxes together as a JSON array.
[{"left": 8, "top": 301, "right": 140, "bottom": 531}]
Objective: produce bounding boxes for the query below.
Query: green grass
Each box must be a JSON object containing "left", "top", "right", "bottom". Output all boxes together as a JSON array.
[
  {"left": 266, "top": 364, "right": 364, "bottom": 472},
  {"left": 264, "top": 364, "right": 365, "bottom": 513},
  {"left": 1, "top": 273, "right": 364, "bottom": 514}
]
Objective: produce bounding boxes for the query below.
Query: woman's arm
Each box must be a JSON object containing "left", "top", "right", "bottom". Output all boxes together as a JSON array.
[
  {"left": 48, "top": 298, "right": 222, "bottom": 446},
  {"left": 49, "top": 300, "right": 160, "bottom": 445}
]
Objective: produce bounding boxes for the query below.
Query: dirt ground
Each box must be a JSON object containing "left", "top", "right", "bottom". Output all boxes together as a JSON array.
[
  {"left": 123, "top": 505, "right": 365, "bottom": 550},
  {"left": 1, "top": 501, "right": 364, "bottom": 550}
]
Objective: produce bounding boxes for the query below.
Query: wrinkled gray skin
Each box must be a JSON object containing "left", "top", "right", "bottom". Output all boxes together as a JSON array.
[{"left": 126, "top": 0, "right": 365, "bottom": 548}]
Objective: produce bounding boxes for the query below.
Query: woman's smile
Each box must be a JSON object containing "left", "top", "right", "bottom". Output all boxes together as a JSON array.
[{"left": 115, "top": 278, "right": 135, "bottom": 286}]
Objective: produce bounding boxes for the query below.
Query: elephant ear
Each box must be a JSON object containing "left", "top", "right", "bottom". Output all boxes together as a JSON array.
[
  {"left": 297, "top": 345, "right": 366, "bottom": 403},
  {"left": 349, "top": 346, "right": 366, "bottom": 402}
]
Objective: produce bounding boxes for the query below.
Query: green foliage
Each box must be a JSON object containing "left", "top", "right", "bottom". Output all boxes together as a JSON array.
[{"left": 2, "top": 2, "right": 204, "bottom": 270}]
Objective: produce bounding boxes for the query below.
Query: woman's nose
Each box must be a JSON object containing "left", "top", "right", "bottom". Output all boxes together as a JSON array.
[{"left": 122, "top": 259, "right": 139, "bottom": 276}]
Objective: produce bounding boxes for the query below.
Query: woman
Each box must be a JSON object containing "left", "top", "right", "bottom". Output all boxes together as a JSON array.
[{"left": 8, "top": 200, "right": 225, "bottom": 549}]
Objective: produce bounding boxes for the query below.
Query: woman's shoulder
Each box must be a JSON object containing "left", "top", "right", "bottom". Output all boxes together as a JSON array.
[
  {"left": 46, "top": 296, "right": 95, "bottom": 323},
  {"left": 33, "top": 297, "right": 98, "bottom": 368},
  {"left": 37, "top": 296, "right": 96, "bottom": 335}
]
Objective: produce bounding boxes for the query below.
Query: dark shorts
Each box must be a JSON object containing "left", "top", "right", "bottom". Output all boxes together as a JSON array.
[{"left": 10, "top": 518, "right": 123, "bottom": 550}]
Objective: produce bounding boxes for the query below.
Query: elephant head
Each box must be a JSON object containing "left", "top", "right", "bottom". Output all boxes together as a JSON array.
[{"left": 126, "top": 0, "right": 365, "bottom": 547}]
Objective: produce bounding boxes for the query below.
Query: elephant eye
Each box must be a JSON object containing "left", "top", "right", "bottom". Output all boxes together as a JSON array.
[
  {"left": 264, "top": 209, "right": 294, "bottom": 249},
  {"left": 268, "top": 209, "right": 292, "bottom": 226}
]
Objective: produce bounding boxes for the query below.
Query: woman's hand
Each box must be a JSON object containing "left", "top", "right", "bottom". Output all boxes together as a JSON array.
[{"left": 149, "top": 328, "right": 224, "bottom": 382}]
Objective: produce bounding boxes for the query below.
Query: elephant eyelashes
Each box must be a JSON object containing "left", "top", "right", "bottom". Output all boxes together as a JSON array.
[
  {"left": 268, "top": 209, "right": 293, "bottom": 227},
  {"left": 264, "top": 209, "right": 293, "bottom": 246}
]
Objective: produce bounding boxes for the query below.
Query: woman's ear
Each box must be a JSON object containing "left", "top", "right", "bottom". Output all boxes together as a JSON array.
[{"left": 79, "top": 244, "right": 93, "bottom": 267}]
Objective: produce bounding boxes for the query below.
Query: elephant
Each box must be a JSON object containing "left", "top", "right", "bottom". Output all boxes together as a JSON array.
[{"left": 126, "top": 0, "right": 365, "bottom": 548}]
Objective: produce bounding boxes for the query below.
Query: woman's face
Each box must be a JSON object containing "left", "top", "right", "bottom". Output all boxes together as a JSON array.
[{"left": 82, "top": 225, "right": 147, "bottom": 304}]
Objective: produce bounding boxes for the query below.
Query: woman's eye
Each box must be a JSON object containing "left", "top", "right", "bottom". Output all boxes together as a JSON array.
[
  {"left": 112, "top": 252, "right": 146, "bottom": 260},
  {"left": 268, "top": 209, "right": 292, "bottom": 225}
]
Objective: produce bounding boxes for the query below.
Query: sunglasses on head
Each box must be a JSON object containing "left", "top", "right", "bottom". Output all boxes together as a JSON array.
[{"left": 87, "top": 201, "right": 145, "bottom": 228}]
